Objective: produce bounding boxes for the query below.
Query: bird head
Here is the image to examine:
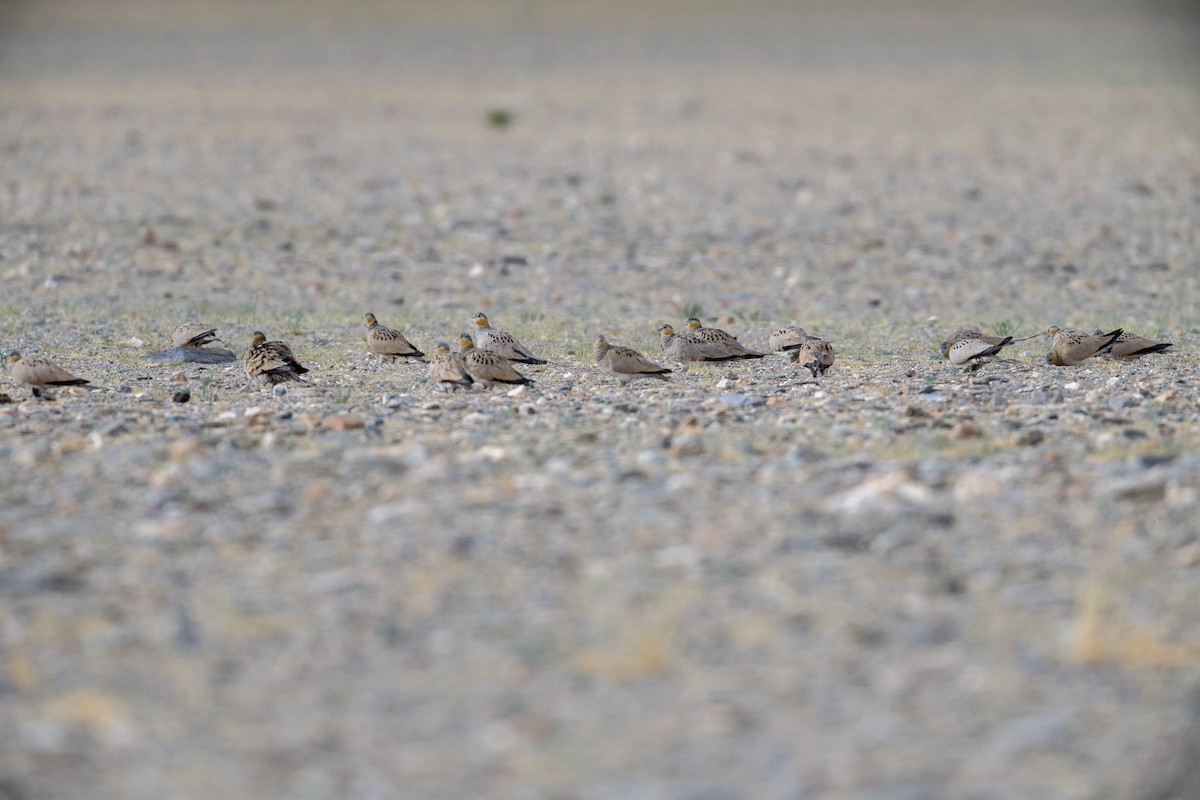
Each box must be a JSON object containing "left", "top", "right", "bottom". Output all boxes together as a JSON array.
[
  {"left": 472, "top": 313, "right": 489, "bottom": 328},
  {"left": 686, "top": 317, "right": 703, "bottom": 329},
  {"left": 363, "top": 312, "right": 378, "bottom": 326},
  {"left": 250, "top": 331, "right": 267, "bottom": 345}
]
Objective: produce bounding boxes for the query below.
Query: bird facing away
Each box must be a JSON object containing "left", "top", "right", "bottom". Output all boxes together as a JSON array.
[
  {"left": 471, "top": 312, "right": 547, "bottom": 364},
  {"left": 940, "top": 329, "right": 1014, "bottom": 370},
  {"left": 684, "top": 317, "right": 765, "bottom": 360},
  {"left": 1045, "top": 326, "right": 1123, "bottom": 366},
  {"left": 594, "top": 334, "right": 671, "bottom": 384},
  {"left": 172, "top": 322, "right": 221, "bottom": 348},
  {"left": 363, "top": 312, "right": 425, "bottom": 362},
  {"left": 768, "top": 325, "right": 811, "bottom": 353},
  {"left": 427, "top": 342, "right": 474, "bottom": 389},
  {"left": 788, "top": 337, "right": 836, "bottom": 378},
  {"left": 7, "top": 352, "right": 91, "bottom": 399},
  {"left": 245, "top": 331, "right": 309, "bottom": 385},
  {"left": 458, "top": 334, "right": 533, "bottom": 387},
  {"left": 1092, "top": 329, "right": 1172, "bottom": 358}
]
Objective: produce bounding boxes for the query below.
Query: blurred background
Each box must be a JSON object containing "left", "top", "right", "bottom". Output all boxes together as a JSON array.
[{"left": 0, "top": 0, "right": 1198, "bottom": 325}]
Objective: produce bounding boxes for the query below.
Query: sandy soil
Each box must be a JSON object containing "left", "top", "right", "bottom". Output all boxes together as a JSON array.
[{"left": 2, "top": 2, "right": 1200, "bottom": 798}]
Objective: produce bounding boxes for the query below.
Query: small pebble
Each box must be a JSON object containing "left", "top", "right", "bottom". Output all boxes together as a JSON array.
[
  {"left": 1109, "top": 394, "right": 1141, "bottom": 410},
  {"left": 950, "top": 421, "right": 984, "bottom": 439},
  {"left": 1017, "top": 429, "right": 1046, "bottom": 446},
  {"left": 322, "top": 413, "right": 365, "bottom": 431},
  {"left": 954, "top": 467, "right": 1004, "bottom": 502},
  {"left": 666, "top": 433, "right": 704, "bottom": 456}
]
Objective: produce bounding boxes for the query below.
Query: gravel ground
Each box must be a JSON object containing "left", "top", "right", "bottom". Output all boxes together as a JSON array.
[{"left": 2, "top": 2, "right": 1200, "bottom": 799}]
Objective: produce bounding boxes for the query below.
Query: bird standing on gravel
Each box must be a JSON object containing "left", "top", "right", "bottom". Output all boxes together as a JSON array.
[
  {"left": 363, "top": 312, "right": 425, "bottom": 363},
  {"left": 1045, "top": 326, "right": 1123, "bottom": 366},
  {"left": 458, "top": 334, "right": 533, "bottom": 387},
  {"left": 427, "top": 342, "right": 474, "bottom": 390},
  {"left": 471, "top": 312, "right": 546, "bottom": 364},
  {"left": 6, "top": 352, "right": 92, "bottom": 399},
  {"left": 245, "top": 331, "right": 309, "bottom": 385},
  {"left": 683, "top": 317, "right": 765, "bottom": 360},
  {"left": 940, "top": 329, "right": 1014, "bottom": 370},
  {"left": 1093, "top": 329, "right": 1172, "bottom": 358},
  {"left": 594, "top": 334, "right": 671, "bottom": 384},
  {"left": 172, "top": 322, "right": 222, "bottom": 348}
]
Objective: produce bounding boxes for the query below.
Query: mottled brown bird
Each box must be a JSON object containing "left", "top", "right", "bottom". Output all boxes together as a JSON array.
[
  {"left": 768, "top": 325, "right": 811, "bottom": 353},
  {"left": 458, "top": 334, "right": 533, "bottom": 387},
  {"left": 427, "top": 342, "right": 473, "bottom": 389},
  {"left": 684, "top": 317, "right": 765, "bottom": 360},
  {"left": 1092, "top": 329, "right": 1172, "bottom": 358},
  {"left": 172, "top": 322, "right": 221, "bottom": 348},
  {"left": 594, "top": 334, "right": 671, "bottom": 384},
  {"left": 471, "top": 312, "right": 546, "bottom": 364},
  {"left": 940, "top": 329, "right": 1013, "bottom": 370},
  {"left": 788, "top": 336, "right": 836, "bottom": 378},
  {"left": 364, "top": 312, "right": 425, "bottom": 362},
  {"left": 7, "top": 352, "right": 91, "bottom": 398},
  {"left": 658, "top": 324, "right": 726, "bottom": 364},
  {"left": 245, "top": 331, "right": 309, "bottom": 385},
  {"left": 1045, "top": 326, "right": 1123, "bottom": 366}
]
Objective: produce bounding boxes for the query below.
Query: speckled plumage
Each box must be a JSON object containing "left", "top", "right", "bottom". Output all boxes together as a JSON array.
[
  {"left": 472, "top": 312, "right": 546, "bottom": 364},
  {"left": 428, "top": 342, "right": 474, "bottom": 389},
  {"left": 684, "top": 318, "right": 765, "bottom": 360},
  {"left": 1093, "top": 330, "right": 1172, "bottom": 358},
  {"left": 940, "top": 329, "right": 1013, "bottom": 369},
  {"left": 172, "top": 322, "right": 221, "bottom": 348},
  {"left": 788, "top": 337, "right": 836, "bottom": 378},
  {"left": 7, "top": 352, "right": 91, "bottom": 398},
  {"left": 364, "top": 312, "right": 424, "bottom": 362},
  {"left": 246, "top": 331, "right": 309, "bottom": 385},
  {"left": 458, "top": 334, "right": 534, "bottom": 386},
  {"left": 594, "top": 335, "right": 671, "bottom": 384},
  {"left": 1045, "top": 326, "right": 1123, "bottom": 366},
  {"left": 658, "top": 324, "right": 735, "bottom": 364},
  {"left": 768, "top": 325, "right": 811, "bottom": 353}
]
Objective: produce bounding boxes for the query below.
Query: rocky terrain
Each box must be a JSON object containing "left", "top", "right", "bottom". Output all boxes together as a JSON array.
[{"left": 1, "top": 2, "right": 1199, "bottom": 799}]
